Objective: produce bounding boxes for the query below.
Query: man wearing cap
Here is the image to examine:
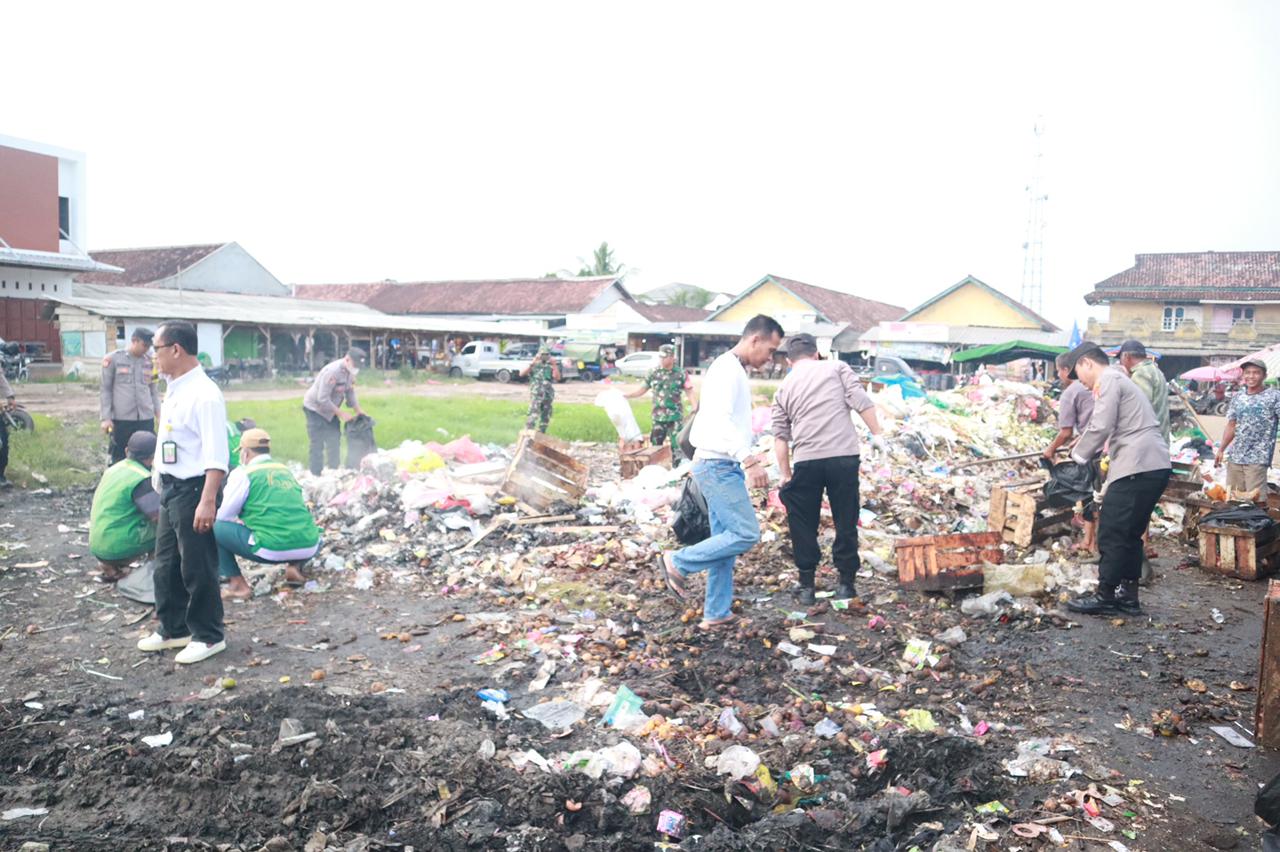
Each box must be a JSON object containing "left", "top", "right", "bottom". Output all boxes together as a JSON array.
[
  {"left": 303, "top": 348, "right": 368, "bottom": 475},
  {"left": 771, "top": 333, "right": 887, "bottom": 605},
  {"left": 1215, "top": 358, "right": 1280, "bottom": 500},
  {"left": 1060, "top": 343, "right": 1171, "bottom": 616},
  {"left": 89, "top": 431, "right": 161, "bottom": 581},
  {"left": 1118, "top": 340, "right": 1170, "bottom": 445},
  {"left": 519, "top": 346, "right": 560, "bottom": 434},
  {"left": 139, "top": 320, "right": 230, "bottom": 665},
  {"left": 215, "top": 428, "right": 321, "bottom": 599},
  {"left": 101, "top": 328, "right": 161, "bottom": 465},
  {"left": 623, "top": 344, "right": 698, "bottom": 461}
]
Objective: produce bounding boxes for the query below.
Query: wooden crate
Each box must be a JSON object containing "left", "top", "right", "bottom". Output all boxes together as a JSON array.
[
  {"left": 1198, "top": 523, "right": 1280, "bottom": 581},
  {"left": 499, "top": 431, "right": 589, "bottom": 512},
  {"left": 988, "top": 480, "right": 1075, "bottom": 548},
  {"left": 620, "top": 441, "right": 672, "bottom": 480},
  {"left": 896, "top": 532, "right": 1004, "bottom": 591}
]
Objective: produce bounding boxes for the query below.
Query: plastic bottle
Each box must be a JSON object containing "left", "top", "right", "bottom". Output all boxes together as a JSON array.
[{"left": 353, "top": 567, "right": 375, "bottom": 590}]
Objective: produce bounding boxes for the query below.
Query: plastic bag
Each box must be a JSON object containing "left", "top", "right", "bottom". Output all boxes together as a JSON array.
[
  {"left": 1042, "top": 459, "right": 1096, "bottom": 509},
  {"left": 672, "top": 476, "right": 710, "bottom": 545},
  {"left": 345, "top": 414, "right": 378, "bottom": 468},
  {"left": 983, "top": 562, "right": 1048, "bottom": 597},
  {"left": 594, "top": 389, "right": 642, "bottom": 443}
]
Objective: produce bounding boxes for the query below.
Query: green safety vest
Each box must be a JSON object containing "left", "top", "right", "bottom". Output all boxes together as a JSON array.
[
  {"left": 89, "top": 459, "right": 156, "bottom": 561},
  {"left": 227, "top": 424, "right": 241, "bottom": 471},
  {"left": 240, "top": 461, "right": 321, "bottom": 552}
]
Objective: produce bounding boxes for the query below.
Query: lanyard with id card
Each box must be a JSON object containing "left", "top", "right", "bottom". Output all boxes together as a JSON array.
[{"left": 162, "top": 441, "right": 178, "bottom": 465}]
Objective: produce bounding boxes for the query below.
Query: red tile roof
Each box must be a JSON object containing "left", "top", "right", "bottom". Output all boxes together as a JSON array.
[
  {"left": 714, "top": 275, "right": 905, "bottom": 334},
  {"left": 293, "top": 276, "right": 625, "bottom": 315},
  {"left": 1086, "top": 251, "right": 1280, "bottom": 304},
  {"left": 629, "top": 302, "right": 710, "bottom": 322},
  {"left": 74, "top": 243, "right": 227, "bottom": 286}
]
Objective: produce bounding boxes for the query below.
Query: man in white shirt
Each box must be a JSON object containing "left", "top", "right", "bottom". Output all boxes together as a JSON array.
[
  {"left": 137, "top": 321, "right": 231, "bottom": 664},
  {"left": 656, "top": 315, "right": 783, "bottom": 630}
]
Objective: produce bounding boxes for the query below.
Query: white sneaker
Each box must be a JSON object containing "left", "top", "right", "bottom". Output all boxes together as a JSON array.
[
  {"left": 174, "top": 640, "right": 226, "bottom": 665},
  {"left": 137, "top": 632, "right": 191, "bottom": 652}
]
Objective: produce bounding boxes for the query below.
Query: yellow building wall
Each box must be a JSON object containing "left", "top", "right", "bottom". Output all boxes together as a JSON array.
[
  {"left": 907, "top": 282, "right": 1039, "bottom": 328},
  {"left": 715, "top": 281, "right": 813, "bottom": 323},
  {"left": 1108, "top": 301, "right": 1164, "bottom": 326}
]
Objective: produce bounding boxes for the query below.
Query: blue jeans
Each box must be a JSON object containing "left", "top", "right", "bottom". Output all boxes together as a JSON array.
[{"left": 672, "top": 459, "right": 760, "bottom": 620}]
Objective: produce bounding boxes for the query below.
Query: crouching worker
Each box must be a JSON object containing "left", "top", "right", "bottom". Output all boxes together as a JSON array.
[
  {"left": 89, "top": 431, "right": 160, "bottom": 581},
  {"left": 214, "top": 428, "right": 321, "bottom": 599}
]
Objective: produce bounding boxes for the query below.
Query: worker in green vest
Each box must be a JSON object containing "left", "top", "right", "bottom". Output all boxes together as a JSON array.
[
  {"left": 89, "top": 431, "right": 161, "bottom": 581},
  {"left": 214, "top": 428, "right": 321, "bottom": 599}
]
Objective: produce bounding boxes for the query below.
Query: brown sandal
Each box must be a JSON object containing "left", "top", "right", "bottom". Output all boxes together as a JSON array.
[
  {"left": 697, "top": 614, "right": 737, "bottom": 631},
  {"left": 656, "top": 553, "right": 687, "bottom": 600}
]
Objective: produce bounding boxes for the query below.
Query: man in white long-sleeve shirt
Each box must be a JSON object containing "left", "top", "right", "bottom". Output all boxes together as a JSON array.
[{"left": 656, "top": 315, "right": 783, "bottom": 630}]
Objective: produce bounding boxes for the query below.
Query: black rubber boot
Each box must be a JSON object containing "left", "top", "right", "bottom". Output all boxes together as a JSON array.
[
  {"left": 835, "top": 581, "right": 857, "bottom": 600},
  {"left": 1066, "top": 585, "right": 1119, "bottom": 615},
  {"left": 1115, "top": 580, "right": 1143, "bottom": 615},
  {"left": 796, "top": 586, "right": 816, "bottom": 606}
]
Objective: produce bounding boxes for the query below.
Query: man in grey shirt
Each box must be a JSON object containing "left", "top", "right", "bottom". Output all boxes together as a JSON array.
[
  {"left": 771, "top": 334, "right": 886, "bottom": 605},
  {"left": 1061, "top": 343, "right": 1171, "bottom": 616},
  {"left": 1044, "top": 352, "right": 1098, "bottom": 556},
  {"left": 101, "top": 328, "right": 160, "bottom": 464},
  {"left": 302, "top": 348, "right": 367, "bottom": 475}
]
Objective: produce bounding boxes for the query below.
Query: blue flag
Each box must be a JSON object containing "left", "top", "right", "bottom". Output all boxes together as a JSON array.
[{"left": 1068, "top": 321, "right": 1082, "bottom": 348}]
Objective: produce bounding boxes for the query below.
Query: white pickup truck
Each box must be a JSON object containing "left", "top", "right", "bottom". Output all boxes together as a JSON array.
[{"left": 449, "top": 341, "right": 576, "bottom": 383}]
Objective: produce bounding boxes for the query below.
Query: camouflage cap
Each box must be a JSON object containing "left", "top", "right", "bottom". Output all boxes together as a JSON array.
[{"left": 658, "top": 344, "right": 675, "bottom": 357}]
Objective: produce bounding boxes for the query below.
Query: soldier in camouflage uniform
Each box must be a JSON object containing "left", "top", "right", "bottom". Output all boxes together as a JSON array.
[
  {"left": 519, "top": 346, "right": 560, "bottom": 433},
  {"left": 625, "top": 344, "right": 698, "bottom": 461}
]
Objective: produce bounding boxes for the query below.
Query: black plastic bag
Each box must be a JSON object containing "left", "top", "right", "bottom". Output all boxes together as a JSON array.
[
  {"left": 1042, "top": 459, "right": 1097, "bottom": 509},
  {"left": 1258, "top": 771, "right": 1280, "bottom": 826},
  {"left": 1201, "top": 505, "right": 1277, "bottom": 534},
  {"left": 672, "top": 475, "right": 710, "bottom": 545},
  {"left": 345, "top": 414, "right": 378, "bottom": 468},
  {"left": 677, "top": 411, "right": 698, "bottom": 461}
]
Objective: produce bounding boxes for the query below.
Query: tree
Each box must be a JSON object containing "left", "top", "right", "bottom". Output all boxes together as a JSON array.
[
  {"left": 667, "top": 286, "right": 714, "bottom": 309},
  {"left": 577, "top": 242, "right": 625, "bottom": 278}
]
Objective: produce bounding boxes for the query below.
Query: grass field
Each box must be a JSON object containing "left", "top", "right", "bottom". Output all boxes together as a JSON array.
[
  {"left": 6, "top": 414, "right": 104, "bottom": 489},
  {"left": 227, "top": 396, "right": 657, "bottom": 465}
]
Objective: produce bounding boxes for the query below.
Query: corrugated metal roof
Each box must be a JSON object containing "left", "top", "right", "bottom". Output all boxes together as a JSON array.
[
  {"left": 50, "top": 283, "right": 557, "bottom": 337},
  {"left": 858, "top": 324, "right": 1069, "bottom": 346}
]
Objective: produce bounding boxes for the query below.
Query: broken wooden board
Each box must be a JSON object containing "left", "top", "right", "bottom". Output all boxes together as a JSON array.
[
  {"left": 1199, "top": 524, "right": 1280, "bottom": 581},
  {"left": 499, "top": 431, "right": 588, "bottom": 512},
  {"left": 620, "top": 441, "right": 672, "bottom": 480},
  {"left": 895, "top": 531, "right": 1004, "bottom": 591},
  {"left": 988, "top": 480, "right": 1074, "bottom": 548},
  {"left": 1257, "top": 580, "right": 1280, "bottom": 749}
]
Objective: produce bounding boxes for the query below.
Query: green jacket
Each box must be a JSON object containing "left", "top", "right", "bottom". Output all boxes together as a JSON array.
[{"left": 239, "top": 460, "right": 321, "bottom": 551}]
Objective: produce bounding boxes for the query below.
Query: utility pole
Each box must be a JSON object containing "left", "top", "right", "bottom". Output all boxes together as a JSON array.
[{"left": 1021, "top": 119, "right": 1047, "bottom": 315}]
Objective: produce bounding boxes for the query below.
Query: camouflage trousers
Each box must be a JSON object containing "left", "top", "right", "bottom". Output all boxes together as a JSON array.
[
  {"left": 651, "top": 417, "right": 684, "bottom": 463},
  {"left": 525, "top": 392, "right": 554, "bottom": 434}
]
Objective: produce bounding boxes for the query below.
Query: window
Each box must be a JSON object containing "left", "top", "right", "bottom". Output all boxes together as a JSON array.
[
  {"left": 461, "top": 343, "right": 476, "bottom": 356},
  {"left": 1162, "top": 305, "right": 1186, "bottom": 331},
  {"left": 1233, "top": 307, "right": 1255, "bottom": 326},
  {"left": 58, "top": 197, "right": 70, "bottom": 240}
]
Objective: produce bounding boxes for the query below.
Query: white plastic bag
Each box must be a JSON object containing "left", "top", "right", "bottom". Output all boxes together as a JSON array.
[{"left": 595, "top": 388, "right": 642, "bottom": 443}]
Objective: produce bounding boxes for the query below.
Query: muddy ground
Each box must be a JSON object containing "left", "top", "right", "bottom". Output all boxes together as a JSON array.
[{"left": 2, "top": 478, "right": 1280, "bottom": 851}]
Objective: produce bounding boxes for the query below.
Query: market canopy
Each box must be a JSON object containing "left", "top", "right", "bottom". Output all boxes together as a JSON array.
[
  {"left": 950, "top": 340, "right": 1068, "bottom": 365},
  {"left": 1223, "top": 342, "right": 1280, "bottom": 376}
]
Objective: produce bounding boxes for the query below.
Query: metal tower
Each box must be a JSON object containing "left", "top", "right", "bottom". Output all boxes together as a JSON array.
[{"left": 1020, "top": 119, "right": 1047, "bottom": 314}]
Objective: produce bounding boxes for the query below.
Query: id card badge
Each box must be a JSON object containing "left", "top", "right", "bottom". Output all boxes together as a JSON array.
[{"left": 162, "top": 441, "right": 177, "bottom": 465}]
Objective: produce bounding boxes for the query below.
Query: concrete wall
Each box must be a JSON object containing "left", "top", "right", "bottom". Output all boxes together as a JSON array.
[
  {"left": 907, "top": 281, "right": 1039, "bottom": 328},
  {"left": 170, "top": 243, "right": 289, "bottom": 296},
  {"left": 56, "top": 305, "right": 111, "bottom": 376},
  {"left": 715, "top": 281, "right": 815, "bottom": 326}
]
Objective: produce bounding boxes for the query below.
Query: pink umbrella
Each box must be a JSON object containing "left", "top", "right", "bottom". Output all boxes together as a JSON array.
[{"left": 1180, "top": 365, "right": 1240, "bottom": 382}]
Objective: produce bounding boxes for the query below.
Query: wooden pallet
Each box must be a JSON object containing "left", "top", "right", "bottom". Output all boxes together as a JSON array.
[
  {"left": 620, "top": 441, "right": 672, "bottom": 480},
  {"left": 895, "top": 531, "right": 1004, "bottom": 591},
  {"left": 1199, "top": 524, "right": 1280, "bottom": 581},
  {"left": 988, "top": 479, "right": 1075, "bottom": 548},
  {"left": 499, "top": 431, "right": 589, "bottom": 512}
]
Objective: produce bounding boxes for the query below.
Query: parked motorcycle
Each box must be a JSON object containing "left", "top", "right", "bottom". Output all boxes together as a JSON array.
[
  {"left": 1, "top": 403, "right": 35, "bottom": 433},
  {"left": 1, "top": 343, "right": 31, "bottom": 384}
]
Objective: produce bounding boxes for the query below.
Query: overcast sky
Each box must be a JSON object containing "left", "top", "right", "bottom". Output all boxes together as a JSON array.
[{"left": 7, "top": 1, "right": 1280, "bottom": 329}]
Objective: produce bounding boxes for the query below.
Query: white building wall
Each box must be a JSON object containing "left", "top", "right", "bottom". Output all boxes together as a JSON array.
[
  {"left": 197, "top": 322, "right": 224, "bottom": 366},
  {"left": 0, "top": 265, "right": 75, "bottom": 300},
  {"left": 170, "top": 243, "right": 289, "bottom": 296}
]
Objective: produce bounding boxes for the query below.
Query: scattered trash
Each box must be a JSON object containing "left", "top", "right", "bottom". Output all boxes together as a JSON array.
[
  {"left": 656, "top": 809, "right": 686, "bottom": 839},
  {"left": 522, "top": 700, "right": 586, "bottom": 732},
  {"left": 602, "top": 685, "right": 645, "bottom": 729},
  {"left": 1211, "top": 608, "right": 1226, "bottom": 624},
  {"left": 276, "top": 718, "right": 318, "bottom": 748},
  {"left": 141, "top": 732, "right": 173, "bottom": 748},
  {"left": 621, "top": 785, "right": 652, "bottom": 814},
  {"left": 1, "top": 807, "right": 49, "bottom": 821},
  {"left": 715, "top": 745, "right": 761, "bottom": 780},
  {"left": 1209, "top": 725, "right": 1255, "bottom": 748},
  {"left": 813, "top": 717, "right": 842, "bottom": 738},
  {"left": 961, "top": 590, "right": 1014, "bottom": 618}
]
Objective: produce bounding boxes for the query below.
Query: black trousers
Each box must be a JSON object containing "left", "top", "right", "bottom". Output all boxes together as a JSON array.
[
  {"left": 0, "top": 413, "right": 8, "bottom": 478},
  {"left": 154, "top": 476, "right": 224, "bottom": 644},
  {"left": 305, "top": 407, "right": 341, "bottom": 475},
  {"left": 110, "top": 418, "right": 155, "bottom": 464},
  {"left": 1097, "top": 469, "right": 1171, "bottom": 588},
  {"left": 779, "top": 455, "right": 861, "bottom": 586}
]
